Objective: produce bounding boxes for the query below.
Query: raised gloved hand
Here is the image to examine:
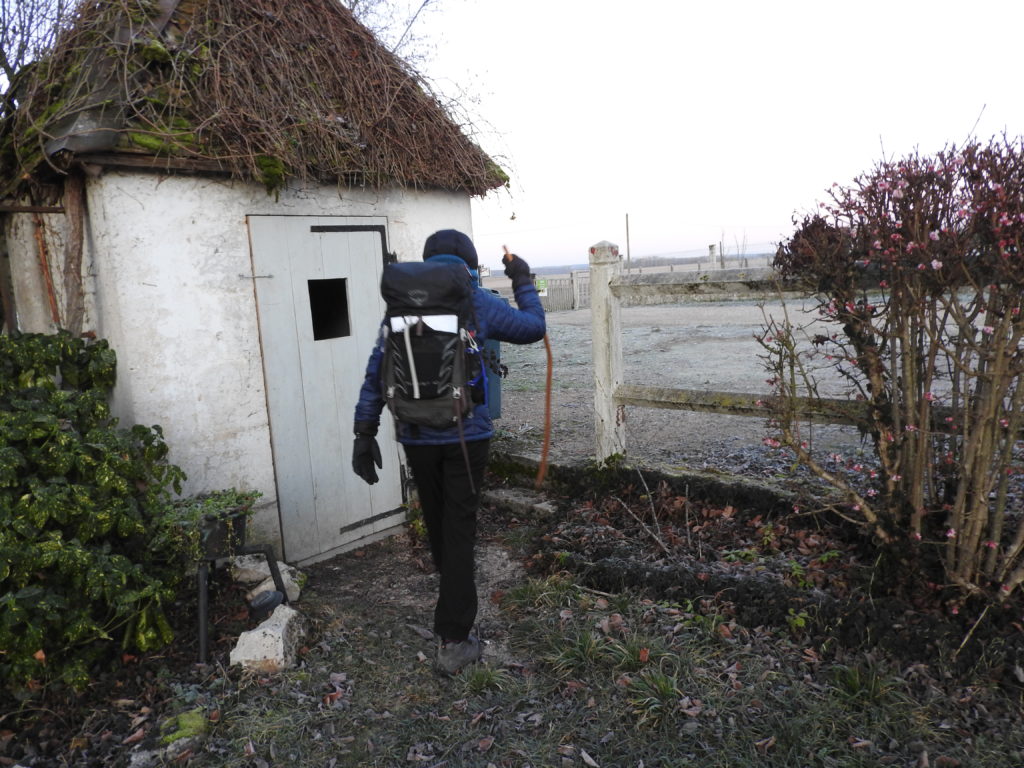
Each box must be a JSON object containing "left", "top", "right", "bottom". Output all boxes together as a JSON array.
[
  {"left": 352, "top": 422, "right": 382, "bottom": 485},
  {"left": 503, "top": 253, "right": 533, "bottom": 290}
]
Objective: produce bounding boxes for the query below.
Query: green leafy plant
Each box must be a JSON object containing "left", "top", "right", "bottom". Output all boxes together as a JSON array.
[
  {"left": 403, "top": 499, "right": 427, "bottom": 544},
  {"left": 786, "top": 559, "right": 812, "bottom": 589},
  {"left": 546, "top": 630, "right": 604, "bottom": 677},
  {"left": 155, "top": 488, "right": 262, "bottom": 562},
  {"left": 501, "top": 575, "right": 578, "bottom": 611},
  {"left": 0, "top": 332, "right": 189, "bottom": 692},
  {"left": 605, "top": 632, "right": 669, "bottom": 672},
  {"left": 458, "top": 665, "right": 514, "bottom": 695},
  {"left": 786, "top": 608, "right": 811, "bottom": 636},
  {"left": 722, "top": 548, "right": 759, "bottom": 563},
  {"left": 830, "top": 662, "right": 901, "bottom": 706},
  {"left": 627, "top": 668, "right": 682, "bottom": 728}
]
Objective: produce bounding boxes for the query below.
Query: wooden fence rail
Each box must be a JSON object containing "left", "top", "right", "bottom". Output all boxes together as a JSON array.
[
  {"left": 588, "top": 240, "right": 860, "bottom": 460},
  {"left": 615, "top": 385, "right": 868, "bottom": 426},
  {"left": 585, "top": 240, "right": 992, "bottom": 461},
  {"left": 536, "top": 258, "right": 774, "bottom": 312}
]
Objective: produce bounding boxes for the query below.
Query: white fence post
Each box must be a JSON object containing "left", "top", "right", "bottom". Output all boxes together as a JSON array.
[{"left": 590, "top": 240, "right": 625, "bottom": 461}]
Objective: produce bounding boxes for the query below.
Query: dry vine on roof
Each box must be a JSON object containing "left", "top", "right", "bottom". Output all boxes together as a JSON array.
[{"left": 0, "top": 0, "right": 507, "bottom": 199}]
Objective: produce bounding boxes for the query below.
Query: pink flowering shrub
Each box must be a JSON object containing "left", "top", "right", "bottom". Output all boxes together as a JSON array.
[{"left": 761, "top": 137, "right": 1024, "bottom": 602}]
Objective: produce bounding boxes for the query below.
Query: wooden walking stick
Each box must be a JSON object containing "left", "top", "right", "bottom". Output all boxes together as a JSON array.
[{"left": 504, "top": 245, "right": 553, "bottom": 488}]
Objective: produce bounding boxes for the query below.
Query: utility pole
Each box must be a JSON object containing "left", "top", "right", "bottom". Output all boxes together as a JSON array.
[{"left": 625, "top": 213, "right": 631, "bottom": 272}]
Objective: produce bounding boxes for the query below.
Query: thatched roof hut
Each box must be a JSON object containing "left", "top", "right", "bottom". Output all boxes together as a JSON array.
[
  {"left": 0, "top": 0, "right": 510, "bottom": 564},
  {"left": 1, "top": 0, "right": 506, "bottom": 200}
]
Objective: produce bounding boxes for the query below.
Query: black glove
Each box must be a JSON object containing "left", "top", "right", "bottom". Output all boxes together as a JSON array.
[
  {"left": 352, "top": 422, "right": 382, "bottom": 485},
  {"left": 503, "top": 254, "right": 533, "bottom": 290}
]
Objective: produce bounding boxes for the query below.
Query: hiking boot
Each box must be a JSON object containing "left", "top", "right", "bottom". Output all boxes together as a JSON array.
[{"left": 436, "top": 635, "right": 482, "bottom": 675}]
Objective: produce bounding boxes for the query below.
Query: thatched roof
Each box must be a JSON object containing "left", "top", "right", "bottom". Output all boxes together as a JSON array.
[{"left": 0, "top": 0, "right": 508, "bottom": 200}]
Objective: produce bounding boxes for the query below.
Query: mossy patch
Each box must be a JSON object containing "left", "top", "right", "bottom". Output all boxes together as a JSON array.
[
  {"left": 160, "top": 708, "right": 207, "bottom": 745},
  {"left": 139, "top": 39, "right": 171, "bottom": 65},
  {"left": 256, "top": 155, "right": 286, "bottom": 196}
]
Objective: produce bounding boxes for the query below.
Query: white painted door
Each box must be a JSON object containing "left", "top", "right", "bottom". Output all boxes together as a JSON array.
[{"left": 247, "top": 216, "right": 404, "bottom": 563}]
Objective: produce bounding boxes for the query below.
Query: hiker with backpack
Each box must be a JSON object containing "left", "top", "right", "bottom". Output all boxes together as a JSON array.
[{"left": 351, "top": 229, "right": 546, "bottom": 675}]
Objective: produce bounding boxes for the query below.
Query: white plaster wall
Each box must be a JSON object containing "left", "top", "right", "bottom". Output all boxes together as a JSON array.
[{"left": 7, "top": 171, "right": 473, "bottom": 553}]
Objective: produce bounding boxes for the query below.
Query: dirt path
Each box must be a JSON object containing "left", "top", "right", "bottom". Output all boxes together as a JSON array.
[{"left": 302, "top": 490, "right": 540, "bottom": 670}]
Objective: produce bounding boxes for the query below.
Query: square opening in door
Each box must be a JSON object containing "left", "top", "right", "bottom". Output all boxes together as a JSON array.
[{"left": 308, "top": 278, "right": 351, "bottom": 340}]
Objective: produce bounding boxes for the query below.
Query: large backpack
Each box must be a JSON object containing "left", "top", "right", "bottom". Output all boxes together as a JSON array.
[{"left": 379, "top": 261, "right": 483, "bottom": 430}]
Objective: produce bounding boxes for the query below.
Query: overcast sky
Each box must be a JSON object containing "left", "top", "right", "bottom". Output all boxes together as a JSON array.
[{"left": 414, "top": 0, "right": 1024, "bottom": 270}]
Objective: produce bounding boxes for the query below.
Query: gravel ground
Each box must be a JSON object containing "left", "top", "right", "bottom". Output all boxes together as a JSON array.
[{"left": 492, "top": 299, "right": 870, "bottom": 474}]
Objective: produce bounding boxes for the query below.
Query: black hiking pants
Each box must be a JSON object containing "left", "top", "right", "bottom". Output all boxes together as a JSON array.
[{"left": 403, "top": 439, "right": 490, "bottom": 644}]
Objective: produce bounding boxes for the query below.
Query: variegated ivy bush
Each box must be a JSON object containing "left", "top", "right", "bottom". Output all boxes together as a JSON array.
[
  {"left": 0, "top": 332, "right": 187, "bottom": 692},
  {"left": 760, "top": 137, "right": 1024, "bottom": 606}
]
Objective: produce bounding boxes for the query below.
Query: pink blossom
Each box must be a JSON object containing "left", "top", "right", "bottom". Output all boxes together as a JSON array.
[
  {"left": 931, "top": 259, "right": 943, "bottom": 270},
  {"left": 924, "top": 392, "right": 935, "bottom": 402},
  {"left": 985, "top": 540, "right": 998, "bottom": 549},
  {"left": 911, "top": 531, "right": 922, "bottom": 541},
  {"left": 929, "top": 230, "right": 940, "bottom": 241},
  {"left": 873, "top": 240, "right": 883, "bottom": 249},
  {"left": 905, "top": 424, "right": 918, "bottom": 432},
  {"left": 1000, "top": 418, "right": 1010, "bottom": 428},
  {"left": 879, "top": 280, "right": 889, "bottom": 288},
  {"left": 763, "top": 437, "right": 781, "bottom": 448},
  {"left": 866, "top": 489, "right": 878, "bottom": 497},
  {"left": 946, "top": 528, "right": 956, "bottom": 538},
  {"left": 917, "top": 263, "right": 927, "bottom": 271},
  {"left": 983, "top": 326, "right": 995, "bottom": 335},
  {"left": 891, "top": 474, "right": 901, "bottom": 481}
]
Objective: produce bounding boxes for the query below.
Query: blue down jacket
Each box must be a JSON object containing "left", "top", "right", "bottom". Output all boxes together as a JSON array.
[{"left": 354, "top": 257, "right": 546, "bottom": 445}]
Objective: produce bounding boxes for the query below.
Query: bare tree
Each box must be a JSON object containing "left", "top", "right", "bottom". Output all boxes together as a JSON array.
[
  {"left": 344, "top": 0, "right": 437, "bottom": 64},
  {"left": 1, "top": 0, "right": 72, "bottom": 101}
]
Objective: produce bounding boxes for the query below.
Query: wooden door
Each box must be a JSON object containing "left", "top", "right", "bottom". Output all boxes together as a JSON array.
[{"left": 247, "top": 216, "right": 403, "bottom": 563}]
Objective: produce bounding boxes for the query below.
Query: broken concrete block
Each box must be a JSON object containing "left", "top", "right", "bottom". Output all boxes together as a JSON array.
[
  {"left": 232, "top": 555, "right": 303, "bottom": 585},
  {"left": 229, "top": 604, "right": 305, "bottom": 674},
  {"left": 245, "top": 567, "right": 303, "bottom": 603},
  {"left": 230, "top": 554, "right": 274, "bottom": 584},
  {"left": 232, "top": 556, "right": 305, "bottom": 602}
]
